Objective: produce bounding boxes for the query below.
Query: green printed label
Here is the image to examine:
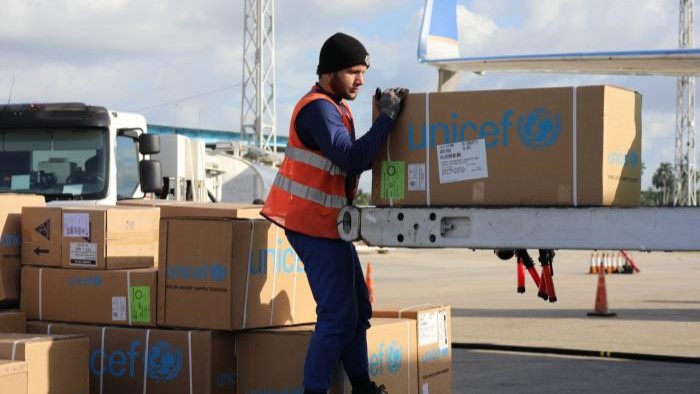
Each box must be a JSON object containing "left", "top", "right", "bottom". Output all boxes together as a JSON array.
[
  {"left": 381, "top": 161, "right": 405, "bottom": 200},
  {"left": 130, "top": 286, "right": 151, "bottom": 323}
]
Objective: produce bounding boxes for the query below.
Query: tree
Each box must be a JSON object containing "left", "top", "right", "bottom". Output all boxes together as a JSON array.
[
  {"left": 640, "top": 187, "right": 658, "bottom": 206},
  {"left": 651, "top": 162, "right": 675, "bottom": 206}
]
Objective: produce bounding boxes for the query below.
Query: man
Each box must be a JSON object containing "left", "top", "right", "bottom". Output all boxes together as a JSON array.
[{"left": 261, "top": 32, "right": 408, "bottom": 394}]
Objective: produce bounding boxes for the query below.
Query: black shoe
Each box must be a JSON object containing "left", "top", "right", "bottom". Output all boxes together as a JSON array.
[{"left": 352, "top": 381, "right": 388, "bottom": 394}]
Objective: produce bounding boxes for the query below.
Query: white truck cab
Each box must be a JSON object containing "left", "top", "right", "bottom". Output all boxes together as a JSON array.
[{"left": 0, "top": 103, "right": 162, "bottom": 205}]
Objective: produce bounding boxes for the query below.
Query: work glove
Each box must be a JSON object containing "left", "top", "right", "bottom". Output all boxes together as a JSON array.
[{"left": 374, "top": 87, "right": 409, "bottom": 121}]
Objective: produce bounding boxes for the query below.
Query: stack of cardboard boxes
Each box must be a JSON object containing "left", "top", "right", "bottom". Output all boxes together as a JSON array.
[
  {"left": 1, "top": 195, "right": 92, "bottom": 394},
  {"left": 0, "top": 196, "right": 454, "bottom": 393},
  {"left": 236, "top": 307, "right": 453, "bottom": 393}
]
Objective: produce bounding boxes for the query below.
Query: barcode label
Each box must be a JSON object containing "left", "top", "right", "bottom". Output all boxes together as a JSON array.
[
  {"left": 69, "top": 242, "right": 97, "bottom": 266},
  {"left": 63, "top": 213, "right": 90, "bottom": 237},
  {"left": 112, "top": 297, "right": 127, "bottom": 321},
  {"left": 436, "top": 139, "right": 488, "bottom": 184}
]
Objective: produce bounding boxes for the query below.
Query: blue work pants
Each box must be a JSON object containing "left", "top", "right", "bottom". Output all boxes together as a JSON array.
[{"left": 286, "top": 230, "right": 372, "bottom": 391}]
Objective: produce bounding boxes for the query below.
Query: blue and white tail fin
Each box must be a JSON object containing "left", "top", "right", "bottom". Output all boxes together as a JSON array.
[
  {"left": 416, "top": 0, "right": 700, "bottom": 76},
  {"left": 418, "top": 0, "right": 460, "bottom": 62}
]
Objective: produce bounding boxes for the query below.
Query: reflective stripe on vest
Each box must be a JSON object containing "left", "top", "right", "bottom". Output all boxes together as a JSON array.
[
  {"left": 285, "top": 146, "right": 346, "bottom": 177},
  {"left": 261, "top": 86, "right": 355, "bottom": 238},
  {"left": 272, "top": 174, "right": 346, "bottom": 209}
]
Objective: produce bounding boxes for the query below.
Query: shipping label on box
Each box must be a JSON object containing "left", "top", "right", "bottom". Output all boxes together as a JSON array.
[
  {"left": 0, "top": 333, "right": 89, "bottom": 394},
  {"left": 372, "top": 86, "right": 642, "bottom": 207},
  {"left": 158, "top": 216, "right": 315, "bottom": 330},
  {"left": 20, "top": 266, "right": 157, "bottom": 327},
  {"left": 60, "top": 206, "right": 159, "bottom": 269},
  {"left": 0, "top": 195, "right": 45, "bottom": 304},
  {"left": 27, "top": 322, "right": 236, "bottom": 394}
]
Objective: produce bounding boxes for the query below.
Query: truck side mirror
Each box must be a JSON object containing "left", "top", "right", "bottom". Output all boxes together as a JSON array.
[
  {"left": 139, "top": 160, "right": 163, "bottom": 193},
  {"left": 139, "top": 134, "right": 160, "bottom": 155}
]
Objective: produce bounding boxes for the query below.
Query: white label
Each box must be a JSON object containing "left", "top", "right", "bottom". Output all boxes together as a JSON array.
[
  {"left": 438, "top": 310, "right": 449, "bottom": 351},
  {"left": 62, "top": 184, "right": 83, "bottom": 195},
  {"left": 422, "top": 383, "right": 430, "bottom": 394},
  {"left": 436, "top": 139, "right": 488, "bottom": 184},
  {"left": 112, "top": 297, "right": 127, "bottom": 321},
  {"left": 408, "top": 164, "right": 426, "bottom": 191},
  {"left": 69, "top": 242, "right": 97, "bottom": 266},
  {"left": 10, "top": 174, "right": 30, "bottom": 190},
  {"left": 418, "top": 311, "right": 438, "bottom": 346},
  {"left": 63, "top": 213, "right": 90, "bottom": 237}
]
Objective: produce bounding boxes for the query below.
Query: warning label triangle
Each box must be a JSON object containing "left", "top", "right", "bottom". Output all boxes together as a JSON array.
[{"left": 35, "top": 220, "right": 51, "bottom": 240}]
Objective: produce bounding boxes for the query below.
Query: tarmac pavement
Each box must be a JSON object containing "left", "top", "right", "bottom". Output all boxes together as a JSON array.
[{"left": 358, "top": 248, "right": 700, "bottom": 392}]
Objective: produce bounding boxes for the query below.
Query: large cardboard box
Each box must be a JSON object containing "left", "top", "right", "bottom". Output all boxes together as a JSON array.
[
  {"left": 21, "top": 266, "right": 158, "bottom": 327},
  {"left": 158, "top": 207, "right": 315, "bottom": 330},
  {"left": 372, "top": 85, "right": 642, "bottom": 207},
  {"left": 60, "top": 206, "right": 160, "bottom": 269},
  {"left": 28, "top": 321, "right": 236, "bottom": 394},
  {"left": 0, "top": 360, "right": 28, "bottom": 394},
  {"left": 374, "top": 305, "right": 452, "bottom": 393},
  {"left": 0, "top": 333, "right": 89, "bottom": 394},
  {"left": 0, "top": 195, "right": 45, "bottom": 304},
  {"left": 0, "top": 310, "right": 26, "bottom": 333},
  {"left": 236, "top": 318, "right": 418, "bottom": 394},
  {"left": 22, "top": 206, "right": 160, "bottom": 269}
]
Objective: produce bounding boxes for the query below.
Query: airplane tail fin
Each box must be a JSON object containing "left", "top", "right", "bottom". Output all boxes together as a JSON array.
[{"left": 418, "top": 0, "right": 460, "bottom": 62}]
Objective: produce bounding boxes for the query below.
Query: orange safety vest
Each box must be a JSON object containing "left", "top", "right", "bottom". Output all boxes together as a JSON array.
[{"left": 261, "top": 87, "right": 358, "bottom": 239}]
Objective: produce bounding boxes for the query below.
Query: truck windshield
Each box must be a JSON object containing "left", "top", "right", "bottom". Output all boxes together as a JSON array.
[{"left": 0, "top": 127, "right": 108, "bottom": 200}]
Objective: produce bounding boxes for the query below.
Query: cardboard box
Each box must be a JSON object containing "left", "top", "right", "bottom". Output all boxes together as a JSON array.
[
  {"left": 0, "top": 310, "right": 26, "bottom": 333},
  {"left": 0, "top": 195, "right": 45, "bottom": 304},
  {"left": 21, "top": 207, "right": 62, "bottom": 267},
  {"left": 60, "top": 206, "right": 160, "bottom": 269},
  {"left": 374, "top": 305, "right": 452, "bottom": 393},
  {"left": 21, "top": 266, "right": 158, "bottom": 327},
  {"left": 28, "top": 321, "right": 236, "bottom": 394},
  {"left": 0, "top": 333, "right": 89, "bottom": 394},
  {"left": 158, "top": 209, "right": 315, "bottom": 330},
  {"left": 117, "top": 200, "right": 263, "bottom": 219},
  {"left": 0, "top": 360, "right": 28, "bottom": 394},
  {"left": 372, "top": 85, "right": 642, "bottom": 207},
  {"left": 236, "top": 318, "right": 418, "bottom": 394}
]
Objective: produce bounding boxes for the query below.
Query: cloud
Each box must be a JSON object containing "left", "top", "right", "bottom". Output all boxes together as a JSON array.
[
  {"left": 0, "top": 0, "right": 695, "bottom": 192},
  {"left": 0, "top": 0, "right": 239, "bottom": 57},
  {"left": 456, "top": 5, "right": 497, "bottom": 53}
]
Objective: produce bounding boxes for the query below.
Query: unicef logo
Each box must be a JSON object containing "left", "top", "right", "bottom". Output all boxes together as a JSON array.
[
  {"left": 386, "top": 341, "right": 402, "bottom": 373},
  {"left": 517, "top": 108, "right": 561, "bottom": 149},
  {"left": 210, "top": 263, "right": 227, "bottom": 282},
  {"left": 147, "top": 341, "right": 182, "bottom": 382}
]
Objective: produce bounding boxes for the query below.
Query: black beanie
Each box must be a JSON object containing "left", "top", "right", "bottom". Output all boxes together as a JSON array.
[{"left": 316, "top": 32, "right": 370, "bottom": 75}]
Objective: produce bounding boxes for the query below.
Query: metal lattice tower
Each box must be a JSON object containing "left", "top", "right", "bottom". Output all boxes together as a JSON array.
[
  {"left": 675, "top": 0, "right": 696, "bottom": 205},
  {"left": 240, "top": 0, "right": 277, "bottom": 153}
]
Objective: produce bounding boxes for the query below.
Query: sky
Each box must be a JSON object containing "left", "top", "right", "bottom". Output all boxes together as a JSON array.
[{"left": 1, "top": 0, "right": 696, "bottom": 191}]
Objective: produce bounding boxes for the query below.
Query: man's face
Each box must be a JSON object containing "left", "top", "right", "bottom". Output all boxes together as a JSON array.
[{"left": 329, "top": 65, "right": 367, "bottom": 100}]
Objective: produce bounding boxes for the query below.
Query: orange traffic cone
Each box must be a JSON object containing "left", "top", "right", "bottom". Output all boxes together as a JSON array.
[
  {"left": 365, "top": 263, "right": 375, "bottom": 304},
  {"left": 587, "top": 265, "right": 616, "bottom": 317}
]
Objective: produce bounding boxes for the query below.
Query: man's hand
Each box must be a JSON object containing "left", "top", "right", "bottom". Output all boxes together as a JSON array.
[{"left": 374, "top": 87, "right": 409, "bottom": 121}]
